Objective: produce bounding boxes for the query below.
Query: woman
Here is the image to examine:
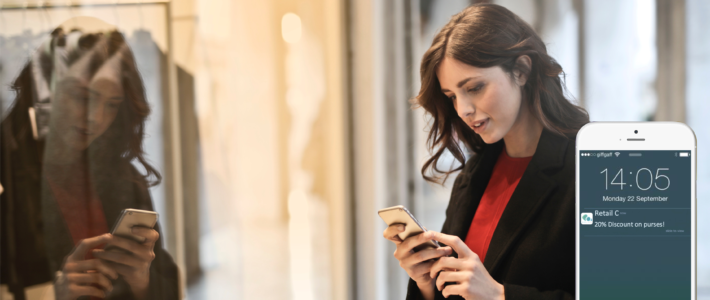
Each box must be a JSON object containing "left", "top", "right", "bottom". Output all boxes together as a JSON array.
[
  {"left": 383, "top": 4, "right": 588, "bottom": 300},
  {"left": 1, "top": 22, "right": 178, "bottom": 299}
]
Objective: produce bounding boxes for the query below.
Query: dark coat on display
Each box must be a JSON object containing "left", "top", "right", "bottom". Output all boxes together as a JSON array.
[{"left": 407, "top": 128, "right": 576, "bottom": 300}]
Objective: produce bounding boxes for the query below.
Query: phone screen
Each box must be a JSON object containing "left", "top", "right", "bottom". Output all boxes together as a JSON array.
[{"left": 578, "top": 150, "right": 692, "bottom": 299}]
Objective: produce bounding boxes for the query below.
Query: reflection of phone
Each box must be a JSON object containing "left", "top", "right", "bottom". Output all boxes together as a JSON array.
[
  {"left": 378, "top": 205, "right": 440, "bottom": 252},
  {"left": 576, "top": 122, "right": 696, "bottom": 299},
  {"left": 110, "top": 209, "right": 158, "bottom": 243}
]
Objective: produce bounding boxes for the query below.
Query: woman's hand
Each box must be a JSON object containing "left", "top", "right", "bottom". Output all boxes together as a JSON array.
[
  {"left": 383, "top": 225, "right": 453, "bottom": 300},
  {"left": 429, "top": 231, "right": 505, "bottom": 300},
  {"left": 56, "top": 234, "right": 118, "bottom": 300},
  {"left": 91, "top": 227, "right": 159, "bottom": 300}
]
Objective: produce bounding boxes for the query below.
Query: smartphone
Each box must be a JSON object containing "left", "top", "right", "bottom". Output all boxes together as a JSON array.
[
  {"left": 576, "top": 122, "right": 696, "bottom": 299},
  {"left": 378, "top": 205, "right": 440, "bottom": 251},
  {"left": 110, "top": 208, "right": 158, "bottom": 243}
]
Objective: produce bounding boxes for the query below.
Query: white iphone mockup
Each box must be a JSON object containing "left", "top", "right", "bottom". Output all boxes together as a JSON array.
[{"left": 576, "top": 122, "right": 697, "bottom": 299}]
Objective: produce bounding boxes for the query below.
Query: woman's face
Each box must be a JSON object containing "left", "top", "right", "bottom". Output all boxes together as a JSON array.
[
  {"left": 436, "top": 57, "right": 525, "bottom": 144},
  {"left": 51, "top": 54, "right": 125, "bottom": 151}
]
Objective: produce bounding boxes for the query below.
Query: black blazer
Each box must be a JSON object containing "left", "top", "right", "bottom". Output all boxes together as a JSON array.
[
  {"left": 40, "top": 164, "right": 180, "bottom": 300},
  {"left": 407, "top": 128, "right": 576, "bottom": 300}
]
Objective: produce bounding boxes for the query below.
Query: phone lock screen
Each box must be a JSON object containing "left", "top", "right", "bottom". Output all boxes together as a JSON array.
[{"left": 579, "top": 150, "right": 691, "bottom": 299}]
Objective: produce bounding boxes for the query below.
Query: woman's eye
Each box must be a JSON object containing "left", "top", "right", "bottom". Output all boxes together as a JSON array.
[
  {"left": 449, "top": 95, "right": 456, "bottom": 101},
  {"left": 74, "top": 95, "right": 88, "bottom": 104},
  {"left": 69, "top": 90, "right": 88, "bottom": 102},
  {"left": 469, "top": 84, "right": 484, "bottom": 93}
]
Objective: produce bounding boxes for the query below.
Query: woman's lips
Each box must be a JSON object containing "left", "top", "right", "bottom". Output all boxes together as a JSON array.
[
  {"left": 471, "top": 118, "right": 488, "bottom": 134},
  {"left": 73, "top": 127, "right": 93, "bottom": 136}
]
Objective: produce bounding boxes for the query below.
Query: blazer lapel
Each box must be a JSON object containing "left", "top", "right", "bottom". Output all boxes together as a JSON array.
[
  {"left": 447, "top": 140, "right": 505, "bottom": 242},
  {"left": 483, "top": 129, "right": 568, "bottom": 274},
  {"left": 40, "top": 179, "right": 77, "bottom": 272},
  {"left": 98, "top": 170, "right": 136, "bottom": 232}
]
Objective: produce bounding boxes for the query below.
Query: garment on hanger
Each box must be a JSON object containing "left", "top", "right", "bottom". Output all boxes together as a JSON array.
[{"left": 0, "top": 30, "right": 50, "bottom": 118}]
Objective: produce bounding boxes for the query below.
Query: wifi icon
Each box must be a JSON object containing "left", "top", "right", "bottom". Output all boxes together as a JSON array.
[{"left": 615, "top": 152, "right": 620, "bottom": 157}]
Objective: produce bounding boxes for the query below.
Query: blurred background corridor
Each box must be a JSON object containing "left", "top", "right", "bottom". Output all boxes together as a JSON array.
[{"left": 0, "top": 0, "right": 708, "bottom": 299}]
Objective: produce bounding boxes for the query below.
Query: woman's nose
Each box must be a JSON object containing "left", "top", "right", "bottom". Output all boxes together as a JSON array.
[
  {"left": 87, "top": 101, "right": 105, "bottom": 126},
  {"left": 456, "top": 97, "right": 475, "bottom": 119}
]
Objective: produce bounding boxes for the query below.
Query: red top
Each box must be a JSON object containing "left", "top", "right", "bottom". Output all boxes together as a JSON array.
[
  {"left": 46, "top": 166, "right": 110, "bottom": 300},
  {"left": 46, "top": 170, "right": 108, "bottom": 257},
  {"left": 464, "top": 148, "right": 532, "bottom": 263}
]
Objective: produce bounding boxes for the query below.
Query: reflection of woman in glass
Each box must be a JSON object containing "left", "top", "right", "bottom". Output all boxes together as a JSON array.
[
  {"left": 1, "top": 23, "right": 177, "bottom": 299},
  {"left": 383, "top": 4, "right": 588, "bottom": 300}
]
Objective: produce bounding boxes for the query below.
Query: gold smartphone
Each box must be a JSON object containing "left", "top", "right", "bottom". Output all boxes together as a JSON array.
[
  {"left": 110, "top": 208, "right": 158, "bottom": 243},
  {"left": 378, "top": 205, "right": 440, "bottom": 251}
]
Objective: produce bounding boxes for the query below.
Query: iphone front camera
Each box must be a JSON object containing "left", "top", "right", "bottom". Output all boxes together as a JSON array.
[{"left": 634, "top": 130, "right": 638, "bottom": 134}]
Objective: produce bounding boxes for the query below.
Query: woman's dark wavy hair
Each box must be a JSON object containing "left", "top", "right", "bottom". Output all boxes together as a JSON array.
[
  {"left": 8, "top": 28, "right": 161, "bottom": 188},
  {"left": 417, "top": 4, "right": 589, "bottom": 183}
]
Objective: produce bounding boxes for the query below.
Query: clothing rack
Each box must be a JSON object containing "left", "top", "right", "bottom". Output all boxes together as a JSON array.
[
  {"left": 0, "top": 1, "right": 186, "bottom": 298},
  {"left": 0, "top": 1, "right": 169, "bottom": 10}
]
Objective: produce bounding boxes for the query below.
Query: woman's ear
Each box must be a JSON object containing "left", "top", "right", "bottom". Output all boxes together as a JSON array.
[{"left": 513, "top": 55, "right": 532, "bottom": 86}]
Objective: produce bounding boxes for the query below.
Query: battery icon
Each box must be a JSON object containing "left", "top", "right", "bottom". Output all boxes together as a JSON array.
[{"left": 680, "top": 152, "right": 689, "bottom": 157}]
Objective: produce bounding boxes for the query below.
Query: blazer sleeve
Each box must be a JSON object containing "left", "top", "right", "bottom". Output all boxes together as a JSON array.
[
  {"left": 405, "top": 170, "right": 469, "bottom": 300},
  {"left": 406, "top": 278, "right": 427, "bottom": 300},
  {"left": 129, "top": 173, "right": 180, "bottom": 300},
  {"left": 502, "top": 283, "right": 574, "bottom": 300},
  {"left": 143, "top": 221, "right": 180, "bottom": 300},
  {"left": 95, "top": 169, "right": 180, "bottom": 300},
  {"left": 406, "top": 261, "right": 575, "bottom": 300}
]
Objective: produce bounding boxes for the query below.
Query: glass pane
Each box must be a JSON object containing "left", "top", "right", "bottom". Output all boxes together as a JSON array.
[{"left": 686, "top": 0, "right": 710, "bottom": 297}]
